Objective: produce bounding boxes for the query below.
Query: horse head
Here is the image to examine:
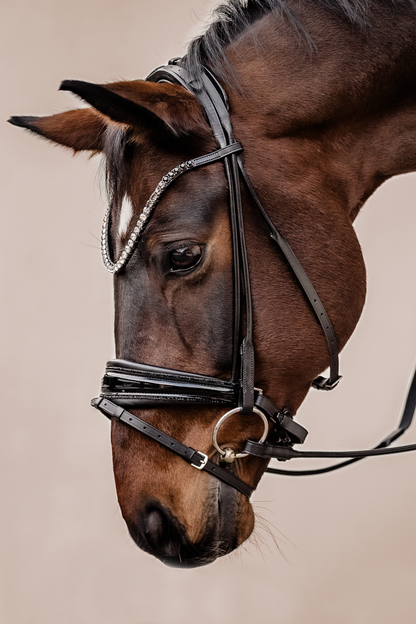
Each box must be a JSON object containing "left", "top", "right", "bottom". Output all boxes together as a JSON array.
[{"left": 10, "top": 0, "right": 416, "bottom": 567}]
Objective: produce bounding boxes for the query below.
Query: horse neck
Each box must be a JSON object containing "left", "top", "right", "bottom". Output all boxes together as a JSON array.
[
  {"left": 203, "top": 3, "right": 416, "bottom": 409},
  {"left": 223, "top": 1, "right": 416, "bottom": 219}
]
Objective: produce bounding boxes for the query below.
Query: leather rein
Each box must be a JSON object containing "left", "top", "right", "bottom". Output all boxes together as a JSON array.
[{"left": 92, "top": 59, "right": 416, "bottom": 497}]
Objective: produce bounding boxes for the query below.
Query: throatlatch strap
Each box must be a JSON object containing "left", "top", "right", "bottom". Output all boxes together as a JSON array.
[
  {"left": 236, "top": 160, "right": 341, "bottom": 391},
  {"left": 91, "top": 396, "right": 253, "bottom": 498}
]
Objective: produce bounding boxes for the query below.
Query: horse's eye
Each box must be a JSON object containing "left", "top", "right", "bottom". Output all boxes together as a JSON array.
[{"left": 169, "top": 244, "right": 202, "bottom": 271}]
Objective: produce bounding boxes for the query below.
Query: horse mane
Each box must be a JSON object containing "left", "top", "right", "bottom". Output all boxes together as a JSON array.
[
  {"left": 105, "top": 0, "right": 416, "bottom": 208},
  {"left": 183, "top": 0, "right": 416, "bottom": 85},
  {"left": 104, "top": 125, "right": 130, "bottom": 214}
]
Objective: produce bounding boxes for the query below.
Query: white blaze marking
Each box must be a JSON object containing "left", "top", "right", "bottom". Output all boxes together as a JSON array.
[{"left": 118, "top": 195, "right": 133, "bottom": 238}]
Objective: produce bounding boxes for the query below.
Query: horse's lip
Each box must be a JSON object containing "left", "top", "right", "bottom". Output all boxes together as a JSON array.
[
  {"left": 159, "top": 552, "right": 218, "bottom": 569},
  {"left": 129, "top": 522, "right": 231, "bottom": 568}
]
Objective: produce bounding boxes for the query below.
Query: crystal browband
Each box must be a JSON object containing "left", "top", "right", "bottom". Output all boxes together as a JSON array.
[{"left": 101, "top": 142, "right": 243, "bottom": 274}]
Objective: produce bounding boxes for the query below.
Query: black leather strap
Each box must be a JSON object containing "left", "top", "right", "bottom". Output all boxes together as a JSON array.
[
  {"left": 246, "top": 439, "right": 416, "bottom": 460},
  {"left": 149, "top": 62, "right": 341, "bottom": 393},
  {"left": 91, "top": 396, "right": 253, "bottom": 498},
  {"left": 254, "top": 393, "right": 308, "bottom": 444},
  {"left": 98, "top": 359, "right": 309, "bottom": 444},
  {"left": 148, "top": 62, "right": 256, "bottom": 411},
  {"left": 260, "top": 364, "right": 416, "bottom": 475},
  {"left": 192, "top": 142, "right": 243, "bottom": 166},
  {"left": 198, "top": 69, "right": 256, "bottom": 411},
  {"left": 236, "top": 159, "right": 341, "bottom": 391},
  {"left": 103, "top": 358, "right": 237, "bottom": 398}
]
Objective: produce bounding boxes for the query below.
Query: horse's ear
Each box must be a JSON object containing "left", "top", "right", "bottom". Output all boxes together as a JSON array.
[
  {"left": 59, "top": 79, "right": 211, "bottom": 140},
  {"left": 8, "top": 108, "right": 106, "bottom": 152},
  {"left": 8, "top": 78, "right": 211, "bottom": 151}
]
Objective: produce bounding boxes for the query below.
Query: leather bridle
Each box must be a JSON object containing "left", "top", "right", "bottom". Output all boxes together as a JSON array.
[{"left": 92, "top": 58, "right": 416, "bottom": 497}]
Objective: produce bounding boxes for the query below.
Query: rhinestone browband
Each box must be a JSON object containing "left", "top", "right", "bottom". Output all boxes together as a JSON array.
[
  {"left": 101, "top": 142, "right": 244, "bottom": 274},
  {"left": 101, "top": 160, "right": 195, "bottom": 274}
]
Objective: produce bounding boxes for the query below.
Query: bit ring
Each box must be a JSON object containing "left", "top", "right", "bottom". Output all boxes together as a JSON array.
[{"left": 212, "top": 406, "right": 269, "bottom": 460}]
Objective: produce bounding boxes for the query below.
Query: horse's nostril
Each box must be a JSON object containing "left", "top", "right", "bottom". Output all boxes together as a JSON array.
[
  {"left": 137, "top": 503, "right": 186, "bottom": 558},
  {"left": 128, "top": 494, "right": 240, "bottom": 567},
  {"left": 143, "top": 508, "right": 167, "bottom": 550}
]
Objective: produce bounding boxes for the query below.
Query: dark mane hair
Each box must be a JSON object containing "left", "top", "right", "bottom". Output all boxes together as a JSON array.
[
  {"left": 104, "top": 0, "right": 416, "bottom": 205},
  {"left": 183, "top": 0, "right": 416, "bottom": 84},
  {"left": 104, "top": 125, "right": 129, "bottom": 214}
]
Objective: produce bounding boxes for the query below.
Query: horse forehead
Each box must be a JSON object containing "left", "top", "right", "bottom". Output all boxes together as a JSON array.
[{"left": 135, "top": 165, "right": 229, "bottom": 240}]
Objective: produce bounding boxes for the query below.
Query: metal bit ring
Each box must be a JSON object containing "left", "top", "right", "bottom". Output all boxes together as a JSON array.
[{"left": 212, "top": 406, "right": 269, "bottom": 460}]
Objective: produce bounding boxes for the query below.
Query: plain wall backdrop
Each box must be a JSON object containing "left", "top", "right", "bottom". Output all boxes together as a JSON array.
[{"left": 2, "top": 1, "right": 416, "bottom": 622}]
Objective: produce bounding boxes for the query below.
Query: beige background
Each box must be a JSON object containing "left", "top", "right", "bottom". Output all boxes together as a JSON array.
[{"left": 2, "top": 1, "right": 416, "bottom": 623}]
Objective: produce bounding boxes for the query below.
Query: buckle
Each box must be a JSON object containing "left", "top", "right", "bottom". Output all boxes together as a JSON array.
[
  {"left": 312, "top": 375, "right": 342, "bottom": 391},
  {"left": 191, "top": 452, "right": 208, "bottom": 470}
]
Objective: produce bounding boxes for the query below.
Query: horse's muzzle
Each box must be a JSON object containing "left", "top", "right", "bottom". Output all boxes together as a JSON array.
[{"left": 126, "top": 485, "right": 249, "bottom": 567}]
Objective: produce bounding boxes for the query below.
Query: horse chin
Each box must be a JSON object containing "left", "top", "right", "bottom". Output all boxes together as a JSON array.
[{"left": 125, "top": 482, "right": 255, "bottom": 568}]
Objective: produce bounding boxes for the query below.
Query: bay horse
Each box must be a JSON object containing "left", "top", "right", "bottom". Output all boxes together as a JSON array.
[{"left": 9, "top": 0, "right": 416, "bottom": 567}]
